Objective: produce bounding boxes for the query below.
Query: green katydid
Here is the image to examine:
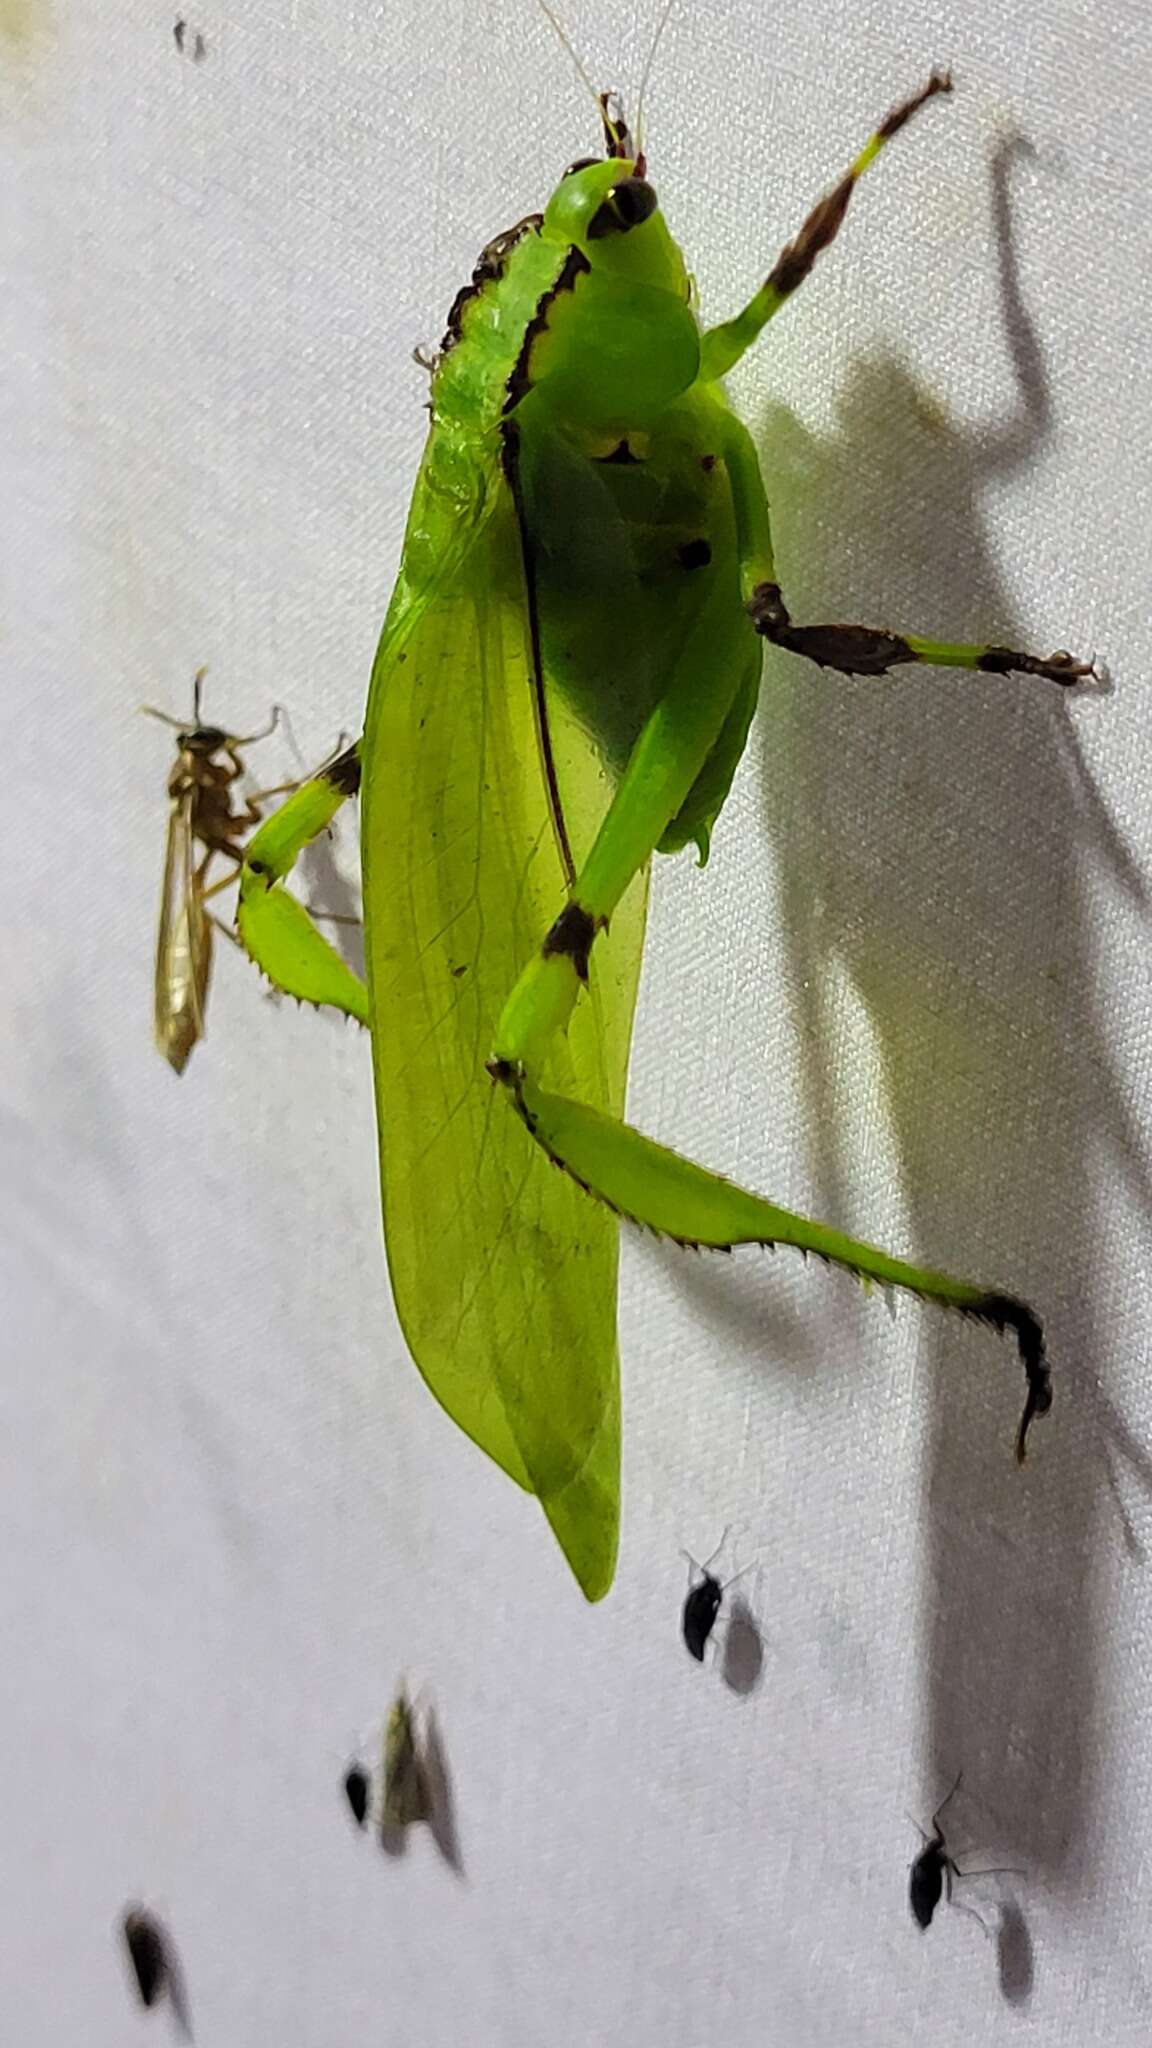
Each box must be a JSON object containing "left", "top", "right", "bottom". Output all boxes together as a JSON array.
[{"left": 237, "top": 69, "right": 1093, "bottom": 1600}]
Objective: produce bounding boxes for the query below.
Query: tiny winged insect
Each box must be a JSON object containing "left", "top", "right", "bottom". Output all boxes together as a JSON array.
[
  {"left": 909, "top": 1772, "right": 1022, "bottom": 1931},
  {"left": 680, "top": 1529, "right": 754, "bottom": 1662},
  {"left": 380, "top": 1687, "right": 432, "bottom": 1850},
  {"left": 910, "top": 1774, "right": 965, "bottom": 1929},
  {"left": 144, "top": 670, "right": 284, "bottom": 1074},
  {"left": 236, "top": 45, "right": 1095, "bottom": 1599}
]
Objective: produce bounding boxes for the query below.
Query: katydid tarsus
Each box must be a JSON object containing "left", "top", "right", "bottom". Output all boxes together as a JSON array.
[{"left": 237, "top": 70, "right": 1094, "bottom": 1598}]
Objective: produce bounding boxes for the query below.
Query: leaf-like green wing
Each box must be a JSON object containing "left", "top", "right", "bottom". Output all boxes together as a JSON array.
[{"left": 361, "top": 420, "right": 646, "bottom": 1602}]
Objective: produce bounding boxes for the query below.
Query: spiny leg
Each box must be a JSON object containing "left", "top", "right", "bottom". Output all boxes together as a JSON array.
[
  {"left": 700, "top": 72, "right": 953, "bottom": 382},
  {"left": 490, "top": 401, "right": 1065, "bottom": 1461},
  {"left": 235, "top": 740, "right": 369, "bottom": 1023},
  {"left": 489, "top": 599, "right": 1050, "bottom": 1464}
]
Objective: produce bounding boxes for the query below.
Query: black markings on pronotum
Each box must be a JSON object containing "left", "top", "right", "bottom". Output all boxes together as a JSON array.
[
  {"left": 501, "top": 243, "right": 593, "bottom": 891},
  {"left": 502, "top": 243, "right": 592, "bottom": 418},
  {"left": 440, "top": 214, "right": 545, "bottom": 357},
  {"left": 542, "top": 902, "right": 598, "bottom": 983}
]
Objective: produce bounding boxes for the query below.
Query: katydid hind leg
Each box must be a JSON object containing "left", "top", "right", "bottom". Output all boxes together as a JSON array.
[{"left": 491, "top": 426, "right": 1053, "bottom": 1462}]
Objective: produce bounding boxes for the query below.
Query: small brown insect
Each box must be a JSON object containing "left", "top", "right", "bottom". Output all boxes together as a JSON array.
[
  {"left": 381, "top": 1686, "right": 432, "bottom": 1842},
  {"left": 144, "top": 669, "right": 287, "bottom": 1074}
]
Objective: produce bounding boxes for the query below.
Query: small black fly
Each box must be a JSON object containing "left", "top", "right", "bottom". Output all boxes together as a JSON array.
[
  {"left": 910, "top": 1773, "right": 1023, "bottom": 1932},
  {"left": 910, "top": 1774, "right": 964, "bottom": 1929},
  {"left": 680, "top": 1530, "right": 755, "bottom": 1663}
]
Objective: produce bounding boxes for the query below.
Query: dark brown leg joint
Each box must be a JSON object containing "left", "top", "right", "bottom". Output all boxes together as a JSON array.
[
  {"left": 542, "top": 902, "right": 600, "bottom": 983},
  {"left": 747, "top": 582, "right": 917, "bottom": 678}
]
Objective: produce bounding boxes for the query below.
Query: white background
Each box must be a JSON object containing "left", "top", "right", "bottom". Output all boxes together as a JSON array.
[{"left": 4, "top": 0, "right": 1152, "bottom": 2041}]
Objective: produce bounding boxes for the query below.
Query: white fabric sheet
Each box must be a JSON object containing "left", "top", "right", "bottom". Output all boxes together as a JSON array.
[{"left": 4, "top": 0, "right": 1152, "bottom": 2040}]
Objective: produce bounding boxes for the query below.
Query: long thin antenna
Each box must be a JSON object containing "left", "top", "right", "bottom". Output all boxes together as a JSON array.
[
  {"left": 635, "top": 0, "right": 676, "bottom": 161},
  {"left": 535, "top": 0, "right": 602, "bottom": 119}
]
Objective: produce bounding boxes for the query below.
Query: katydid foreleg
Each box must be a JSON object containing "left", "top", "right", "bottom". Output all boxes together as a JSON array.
[
  {"left": 700, "top": 72, "right": 953, "bottom": 384},
  {"left": 236, "top": 741, "right": 370, "bottom": 1023}
]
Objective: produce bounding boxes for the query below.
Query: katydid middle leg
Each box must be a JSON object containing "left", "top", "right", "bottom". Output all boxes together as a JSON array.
[{"left": 714, "top": 407, "right": 1096, "bottom": 686}]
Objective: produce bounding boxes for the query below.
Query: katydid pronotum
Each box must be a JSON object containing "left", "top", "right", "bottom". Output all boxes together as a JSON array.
[{"left": 236, "top": 72, "right": 1094, "bottom": 1598}]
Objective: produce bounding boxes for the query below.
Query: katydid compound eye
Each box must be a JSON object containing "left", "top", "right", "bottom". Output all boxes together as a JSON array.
[
  {"left": 586, "top": 177, "right": 658, "bottom": 237},
  {"left": 562, "top": 156, "right": 598, "bottom": 178}
]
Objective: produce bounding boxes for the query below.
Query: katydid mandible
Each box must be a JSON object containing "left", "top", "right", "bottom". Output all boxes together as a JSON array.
[{"left": 237, "top": 73, "right": 1093, "bottom": 1599}]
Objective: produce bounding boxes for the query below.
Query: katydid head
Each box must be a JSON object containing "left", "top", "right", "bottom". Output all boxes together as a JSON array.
[
  {"left": 544, "top": 155, "right": 685, "bottom": 296},
  {"left": 527, "top": 150, "right": 696, "bottom": 433}
]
